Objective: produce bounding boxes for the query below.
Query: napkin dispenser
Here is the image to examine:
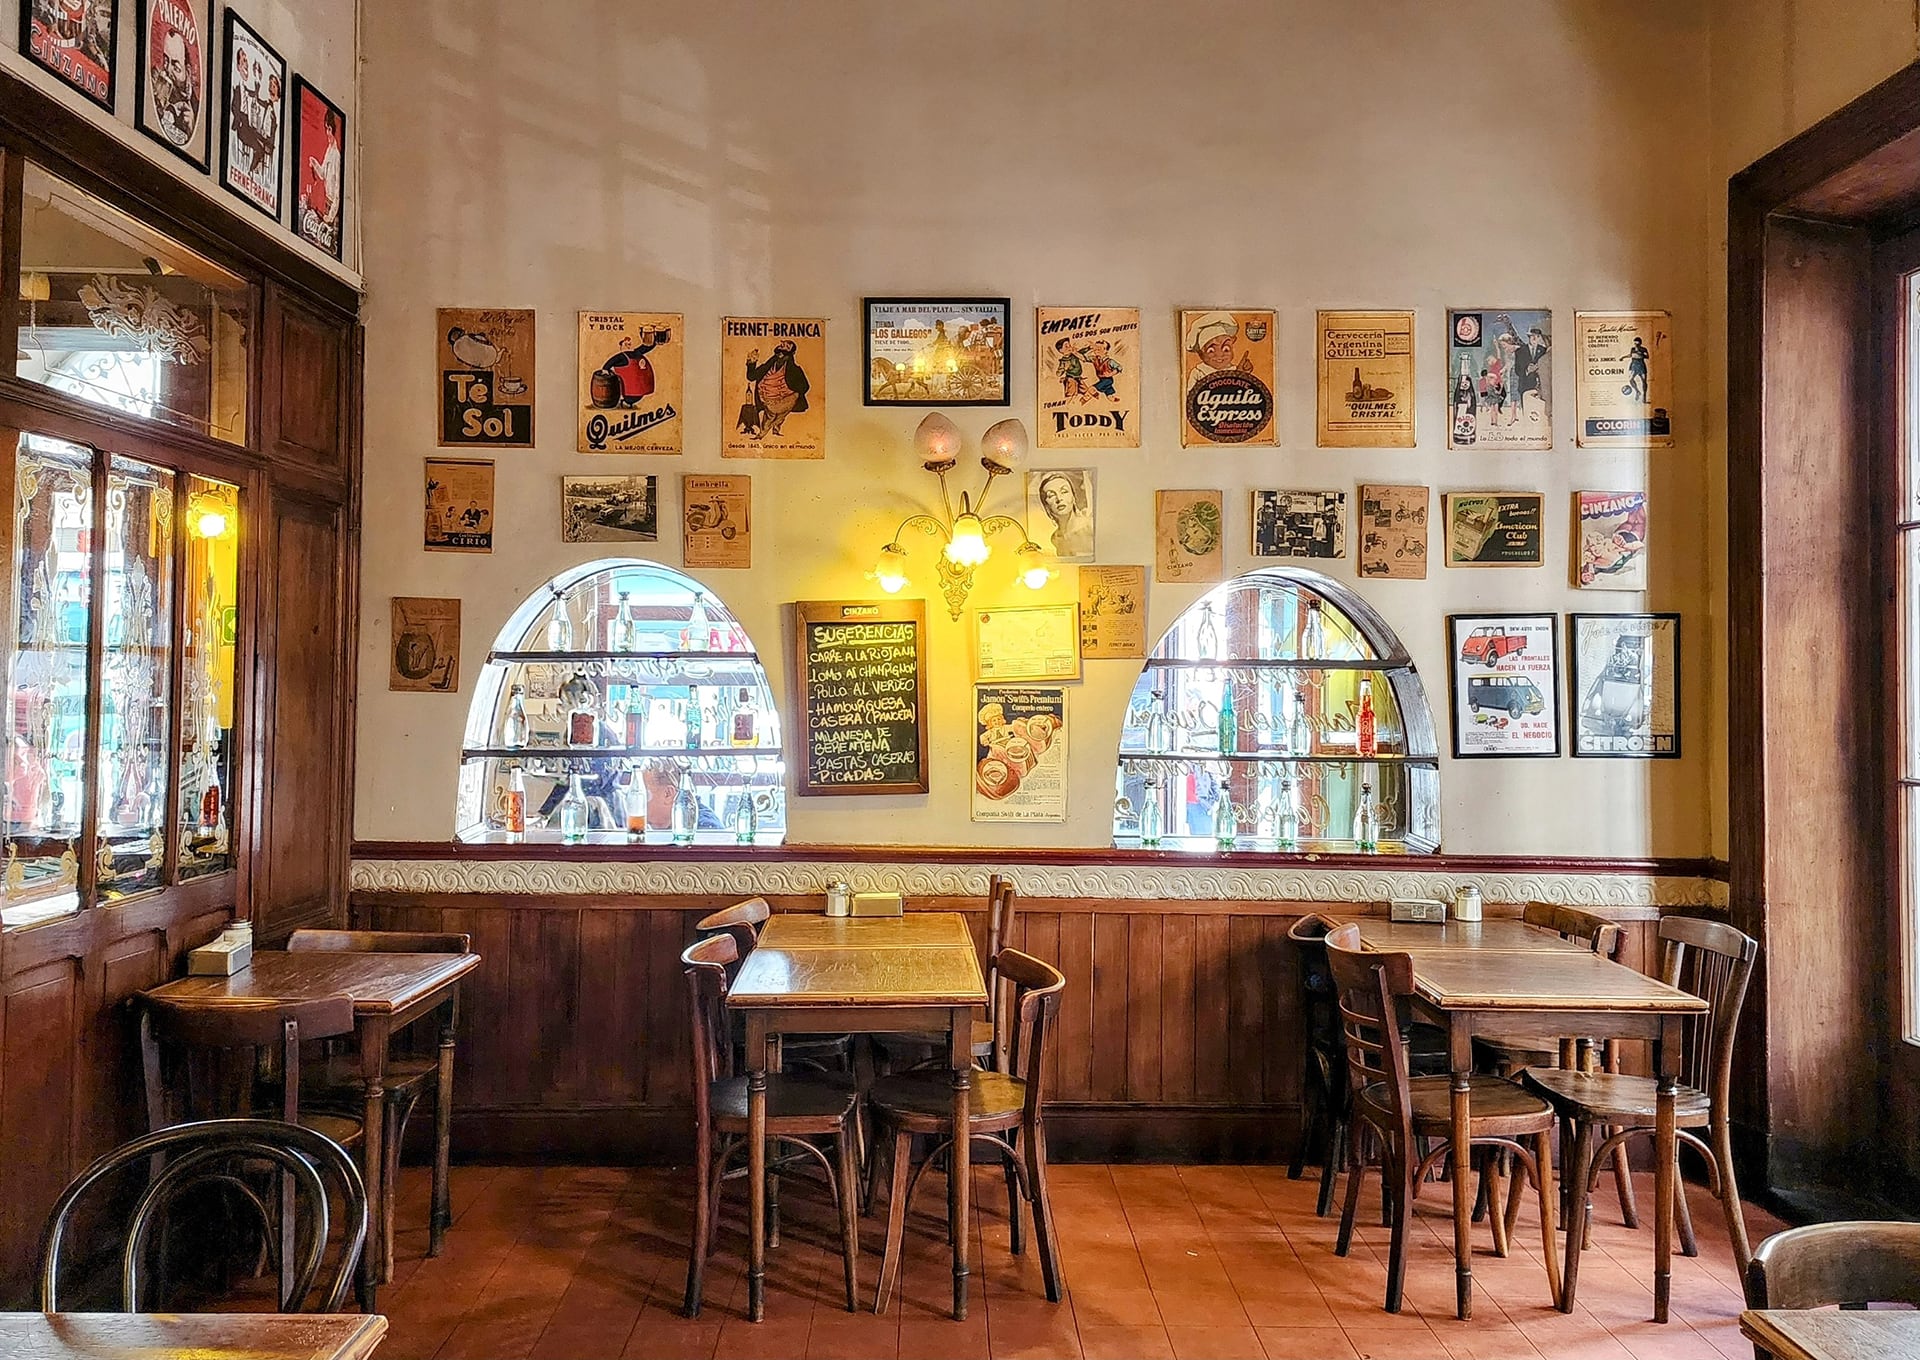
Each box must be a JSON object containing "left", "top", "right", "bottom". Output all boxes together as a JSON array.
[
  {"left": 1388, "top": 897, "right": 1448, "bottom": 924},
  {"left": 850, "top": 891, "right": 905, "bottom": 918},
  {"left": 188, "top": 922, "right": 254, "bottom": 976}
]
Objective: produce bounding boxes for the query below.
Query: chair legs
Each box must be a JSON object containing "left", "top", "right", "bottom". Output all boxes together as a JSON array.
[
  {"left": 873, "top": 1128, "right": 915, "bottom": 1315},
  {"left": 1711, "top": 1118, "right": 1752, "bottom": 1274},
  {"left": 684, "top": 1126, "right": 715, "bottom": 1317},
  {"left": 835, "top": 1131, "right": 860, "bottom": 1313}
]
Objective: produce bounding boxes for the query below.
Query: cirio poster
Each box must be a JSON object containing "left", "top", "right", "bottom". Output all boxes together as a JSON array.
[
  {"left": 1036, "top": 306, "right": 1140, "bottom": 448},
  {"left": 423, "top": 458, "right": 494, "bottom": 553}
]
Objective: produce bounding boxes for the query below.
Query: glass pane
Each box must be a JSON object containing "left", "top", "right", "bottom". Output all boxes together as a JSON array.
[
  {"left": 4, "top": 434, "right": 93, "bottom": 925},
  {"left": 178, "top": 478, "right": 239, "bottom": 880},
  {"left": 15, "top": 162, "right": 251, "bottom": 445}
]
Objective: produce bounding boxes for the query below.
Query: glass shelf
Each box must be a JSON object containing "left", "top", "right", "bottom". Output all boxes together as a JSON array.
[
  {"left": 487, "top": 649, "right": 763, "bottom": 664},
  {"left": 1112, "top": 835, "right": 1417, "bottom": 855},
  {"left": 1138, "top": 657, "right": 1412, "bottom": 672},
  {"left": 463, "top": 745, "right": 785, "bottom": 760},
  {"left": 1121, "top": 751, "right": 1438, "bottom": 765}
]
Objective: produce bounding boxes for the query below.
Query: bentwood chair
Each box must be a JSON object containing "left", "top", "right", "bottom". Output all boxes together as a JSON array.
[
  {"left": 39, "top": 1117, "right": 368, "bottom": 1314},
  {"left": 1523, "top": 916, "right": 1759, "bottom": 1308},
  {"left": 1325, "top": 924, "right": 1562, "bottom": 1314},
  {"left": 882, "top": 874, "right": 1017, "bottom": 1071},
  {"left": 1744, "top": 1222, "right": 1920, "bottom": 1358},
  {"left": 694, "top": 898, "right": 853, "bottom": 1072}
]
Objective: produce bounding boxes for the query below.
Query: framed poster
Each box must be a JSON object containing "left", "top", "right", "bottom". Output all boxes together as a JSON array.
[
  {"left": 1447, "top": 309, "right": 1551, "bottom": 450},
  {"left": 1446, "top": 613, "right": 1560, "bottom": 758},
  {"left": 562, "top": 474, "right": 658, "bottom": 543},
  {"left": 973, "top": 603, "right": 1081, "bottom": 683},
  {"left": 1357, "top": 484, "right": 1428, "bottom": 580},
  {"left": 1036, "top": 306, "right": 1139, "bottom": 447},
  {"left": 423, "top": 458, "right": 493, "bottom": 553},
  {"left": 864, "top": 297, "right": 1009, "bottom": 406},
  {"left": 973, "top": 686, "right": 1068, "bottom": 823},
  {"left": 438, "top": 308, "right": 534, "bottom": 447},
  {"left": 1574, "top": 310, "right": 1673, "bottom": 447},
  {"left": 1155, "top": 489, "right": 1223, "bottom": 584},
  {"left": 219, "top": 10, "right": 285, "bottom": 220},
  {"left": 791, "top": 599, "right": 929, "bottom": 795},
  {"left": 1253, "top": 490, "right": 1346, "bottom": 560},
  {"left": 721, "top": 317, "right": 824, "bottom": 458},
  {"left": 683, "top": 474, "right": 749, "bottom": 568},
  {"left": 1077, "top": 564, "right": 1147, "bottom": 659},
  {"left": 1570, "top": 613, "right": 1680, "bottom": 758},
  {"left": 578, "top": 311, "right": 681, "bottom": 453},
  {"left": 1027, "top": 468, "right": 1095, "bottom": 563},
  {"left": 22, "top": 0, "right": 117, "bottom": 111},
  {"left": 1575, "top": 490, "right": 1648, "bottom": 590},
  {"left": 1317, "top": 310, "right": 1416, "bottom": 447},
  {"left": 1178, "top": 308, "right": 1276, "bottom": 446},
  {"left": 136, "top": 0, "right": 209, "bottom": 167},
  {"left": 1443, "top": 492, "right": 1545, "bottom": 567},
  {"left": 390, "top": 597, "right": 461, "bottom": 694},
  {"left": 291, "top": 75, "right": 346, "bottom": 260}
]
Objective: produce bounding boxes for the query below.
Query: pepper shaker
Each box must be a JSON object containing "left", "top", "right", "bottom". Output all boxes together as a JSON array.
[
  {"left": 1452, "top": 885, "right": 1483, "bottom": 922},
  {"left": 826, "top": 880, "right": 851, "bottom": 917}
]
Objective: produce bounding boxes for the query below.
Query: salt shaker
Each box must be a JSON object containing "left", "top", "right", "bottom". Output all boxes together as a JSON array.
[
  {"left": 826, "top": 881, "right": 851, "bottom": 917},
  {"left": 1452, "top": 885, "right": 1483, "bottom": 922}
]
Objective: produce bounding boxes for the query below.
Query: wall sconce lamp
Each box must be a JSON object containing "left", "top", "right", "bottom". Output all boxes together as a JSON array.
[{"left": 872, "top": 413, "right": 1054, "bottom": 619}]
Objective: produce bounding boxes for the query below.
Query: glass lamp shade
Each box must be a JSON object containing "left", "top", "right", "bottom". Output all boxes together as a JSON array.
[
  {"left": 979, "top": 417, "right": 1029, "bottom": 474},
  {"left": 874, "top": 543, "right": 910, "bottom": 593},
  {"left": 1017, "top": 542, "right": 1053, "bottom": 589},
  {"left": 915, "top": 412, "right": 962, "bottom": 471},
  {"left": 945, "top": 512, "right": 991, "bottom": 567}
]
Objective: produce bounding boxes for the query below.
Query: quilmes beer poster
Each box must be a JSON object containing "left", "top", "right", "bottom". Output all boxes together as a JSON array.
[
  {"left": 578, "top": 311, "right": 682, "bottom": 454},
  {"left": 1179, "top": 309, "right": 1275, "bottom": 447},
  {"left": 1574, "top": 311, "right": 1672, "bottom": 448},
  {"left": 1447, "top": 309, "right": 1551, "bottom": 450},
  {"left": 1317, "top": 310, "right": 1416, "bottom": 447},
  {"left": 1036, "top": 306, "right": 1140, "bottom": 448},
  {"left": 721, "top": 317, "right": 824, "bottom": 459},
  {"left": 437, "top": 308, "right": 534, "bottom": 448}
]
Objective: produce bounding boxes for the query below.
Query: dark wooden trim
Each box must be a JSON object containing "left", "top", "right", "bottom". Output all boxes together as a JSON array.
[
  {"left": 0, "top": 149, "right": 22, "bottom": 370},
  {"left": 0, "top": 871, "right": 235, "bottom": 973},
  {"left": 1732, "top": 60, "right": 1920, "bottom": 226},
  {"left": 0, "top": 381, "right": 269, "bottom": 485}
]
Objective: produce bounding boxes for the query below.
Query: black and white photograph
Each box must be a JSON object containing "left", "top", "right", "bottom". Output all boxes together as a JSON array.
[
  {"left": 1026, "top": 468, "right": 1095, "bottom": 563},
  {"left": 562, "top": 475, "right": 658, "bottom": 544},
  {"left": 219, "top": 10, "right": 285, "bottom": 219},
  {"left": 1570, "top": 613, "right": 1680, "bottom": 758},
  {"left": 1252, "top": 490, "right": 1346, "bottom": 559}
]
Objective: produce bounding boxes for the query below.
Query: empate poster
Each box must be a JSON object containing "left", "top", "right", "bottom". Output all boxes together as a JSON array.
[
  {"left": 722, "top": 317, "right": 825, "bottom": 459},
  {"left": 438, "top": 308, "right": 534, "bottom": 448},
  {"left": 1317, "top": 310, "right": 1416, "bottom": 447},
  {"left": 1036, "top": 306, "right": 1140, "bottom": 448},
  {"left": 972, "top": 686, "right": 1068, "bottom": 823},
  {"left": 1574, "top": 311, "right": 1672, "bottom": 448},
  {"left": 578, "top": 311, "right": 682, "bottom": 453}
]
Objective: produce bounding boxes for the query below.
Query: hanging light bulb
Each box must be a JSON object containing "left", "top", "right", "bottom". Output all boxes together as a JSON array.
[
  {"left": 873, "top": 543, "right": 910, "bottom": 593},
  {"left": 945, "top": 511, "right": 991, "bottom": 567},
  {"left": 1016, "top": 542, "right": 1052, "bottom": 590},
  {"left": 188, "top": 490, "right": 231, "bottom": 539},
  {"left": 979, "top": 417, "right": 1029, "bottom": 474},
  {"left": 915, "top": 412, "right": 961, "bottom": 471}
]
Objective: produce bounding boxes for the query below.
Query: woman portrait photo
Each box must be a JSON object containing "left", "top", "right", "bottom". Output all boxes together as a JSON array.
[{"left": 1028, "top": 468, "right": 1095, "bottom": 562}]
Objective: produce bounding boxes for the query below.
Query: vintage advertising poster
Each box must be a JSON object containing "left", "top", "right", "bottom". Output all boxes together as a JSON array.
[
  {"left": 1574, "top": 310, "right": 1673, "bottom": 447},
  {"left": 1178, "top": 309, "right": 1276, "bottom": 447},
  {"left": 1443, "top": 492, "right": 1545, "bottom": 567},
  {"left": 578, "top": 311, "right": 680, "bottom": 453},
  {"left": 1318, "top": 310, "right": 1416, "bottom": 447},
  {"left": 1571, "top": 613, "right": 1680, "bottom": 758},
  {"left": 1027, "top": 469, "right": 1095, "bottom": 563},
  {"left": 390, "top": 597, "right": 461, "bottom": 694},
  {"left": 973, "top": 686, "right": 1068, "bottom": 823},
  {"left": 974, "top": 604, "right": 1081, "bottom": 683},
  {"left": 1253, "top": 490, "right": 1346, "bottom": 559},
  {"left": 1575, "top": 490, "right": 1649, "bottom": 590},
  {"left": 438, "top": 308, "right": 534, "bottom": 448},
  {"left": 1357, "top": 484, "right": 1428, "bottom": 580},
  {"left": 1447, "top": 309, "right": 1551, "bottom": 450},
  {"left": 1078, "top": 565, "right": 1147, "bottom": 659},
  {"left": 219, "top": 11, "right": 284, "bottom": 219},
  {"left": 292, "top": 76, "right": 346, "bottom": 260},
  {"left": 136, "top": 0, "right": 209, "bottom": 167},
  {"left": 1036, "top": 306, "right": 1140, "bottom": 448},
  {"left": 1447, "top": 613, "right": 1560, "bottom": 757},
  {"left": 864, "top": 298, "right": 1009, "bottom": 405},
  {"left": 24, "top": 0, "right": 117, "bottom": 111},
  {"left": 720, "top": 317, "right": 824, "bottom": 459},
  {"left": 1155, "top": 490, "right": 1224, "bottom": 583},
  {"left": 423, "top": 458, "right": 494, "bottom": 553},
  {"left": 683, "top": 474, "right": 750, "bottom": 568},
  {"left": 562, "top": 474, "right": 657, "bottom": 544}
]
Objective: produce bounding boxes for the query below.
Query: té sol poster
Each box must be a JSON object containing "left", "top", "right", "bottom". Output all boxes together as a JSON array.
[
  {"left": 1036, "top": 306, "right": 1141, "bottom": 448},
  {"left": 578, "top": 311, "right": 681, "bottom": 453},
  {"left": 438, "top": 308, "right": 534, "bottom": 448},
  {"left": 1179, "top": 309, "right": 1276, "bottom": 446},
  {"left": 973, "top": 686, "right": 1068, "bottom": 823},
  {"left": 1574, "top": 311, "right": 1673, "bottom": 448},
  {"left": 1317, "top": 310, "right": 1416, "bottom": 447},
  {"left": 721, "top": 316, "right": 825, "bottom": 459}
]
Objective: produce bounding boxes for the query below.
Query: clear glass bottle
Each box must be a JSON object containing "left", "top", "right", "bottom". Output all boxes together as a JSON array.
[
  {"left": 672, "top": 767, "right": 699, "bottom": 846},
  {"left": 1353, "top": 780, "right": 1379, "bottom": 852},
  {"left": 1289, "top": 685, "right": 1313, "bottom": 757},
  {"left": 1195, "top": 602, "right": 1220, "bottom": 668},
  {"left": 1213, "top": 787, "right": 1236, "bottom": 849},
  {"left": 734, "top": 790, "right": 758, "bottom": 845},
  {"left": 682, "top": 591, "right": 711, "bottom": 653},
  {"left": 1139, "top": 777, "right": 1164, "bottom": 848},
  {"left": 730, "top": 687, "right": 756, "bottom": 747},
  {"left": 503, "top": 766, "right": 527, "bottom": 841},
  {"left": 1300, "top": 597, "right": 1325, "bottom": 659},
  {"left": 546, "top": 590, "right": 572, "bottom": 651},
  {"left": 1145, "top": 691, "right": 1169, "bottom": 755},
  {"left": 610, "top": 590, "right": 638, "bottom": 652},
  {"left": 1275, "top": 777, "right": 1300, "bottom": 851},
  {"left": 557, "top": 774, "right": 590, "bottom": 843},
  {"left": 685, "top": 689, "right": 704, "bottom": 750},
  {"left": 502, "top": 684, "right": 529, "bottom": 749},
  {"left": 1357, "top": 675, "right": 1377, "bottom": 758}
]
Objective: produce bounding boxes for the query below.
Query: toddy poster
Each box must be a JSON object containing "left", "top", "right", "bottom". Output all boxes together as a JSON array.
[
  {"left": 1575, "top": 311, "right": 1672, "bottom": 448},
  {"left": 1447, "top": 309, "right": 1551, "bottom": 450},
  {"left": 438, "top": 308, "right": 534, "bottom": 448},
  {"left": 579, "top": 311, "right": 681, "bottom": 454},
  {"left": 721, "top": 317, "right": 824, "bottom": 459},
  {"left": 1179, "top": 309, "right": 1275, "bottom": 446},
  {"left": 1318, "top": 310, "right": 1416, "bottom": 447},
  {"left": 1036, "top": 306, "right": 1140, "bottom": 448}
]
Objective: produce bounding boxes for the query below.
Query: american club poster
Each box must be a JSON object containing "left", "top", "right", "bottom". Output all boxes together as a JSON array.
[
  {"left": 292, "top": 76, "right": 345, "bottom": 260},
  {"left": 23, "top": 0, "right": 118, "bottom": 112},
  {"left": 219, "top": 11, "right": 285, "bottom": 219},
  {"left": 136, "top": 0, "right": 209, "bottom": 166}
]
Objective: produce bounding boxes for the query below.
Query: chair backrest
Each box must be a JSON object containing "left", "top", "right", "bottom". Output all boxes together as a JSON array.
[
  {"left": 139, "top": 995, "right": 356, "bottom": 1131},
  {"left": 984, "top": 876, "right": 1020, "bottom": 1066},
  {"left": 39, "top": 1116, "right": 368, "bottom": 1313},
  {"left": 694, "top": 897, "right": 771, "bottom": 965},
  {"left": 681, "top": 934, "right": 740, "bottom": 1137},
  {"left": 1656, "top": 916, "right": 1758, "bottom": 1110},
  {"left": 1323, "top": 924, "right": 1417, "bottom": 1143},
  {"left": 287, "top": 928, "right": 472, "bottom": 954},
  {"left": 992, "top": 948, "right": 1065, "bottom": 1127},
  {"left": 1286, "top": 913, "right": 1343, "bottom": 1062},
  {"left": 1746, "top": 1220, "right": 1920, "bottom": 1310},
  {"left": 1522, "top": 902, "right": 1624, "bottom": 961}
]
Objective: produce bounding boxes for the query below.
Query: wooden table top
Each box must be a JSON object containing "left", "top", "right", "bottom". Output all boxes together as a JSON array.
[
  {"left": 728, "top": 912, "right": 988, "bottom": 1008},
  {"left": 1347, "top": 918, "right": 1591, "bottom": 953},
  {"left": 1740, "top": 1309, "right": 1920, "bottom": 1360},
  {"left": 146, "top": 951, "right": 479, "bottom": 1014},
  {"left": 1407, "top": 947, "right": 1706, "bottom": 1013},
  {"left": 0, "top": 1311, "right": 388, "bottom": 1360}
]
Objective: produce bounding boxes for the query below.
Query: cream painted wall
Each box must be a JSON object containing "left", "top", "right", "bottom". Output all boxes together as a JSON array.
[{"left": 354, "top": 0, "right": 1716, "bottom": 855}]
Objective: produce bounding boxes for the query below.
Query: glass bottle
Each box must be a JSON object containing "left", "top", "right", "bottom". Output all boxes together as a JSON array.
[
  {"left": 565, "top": 673, "right": 599, "bottom": 748},
  {"left": 1289, "top": 685, "right": 1313, "bottom": 757},
  {"left": 1195, "top": 602, "right": 1220, "bottom": 668},
  {"left": 624, "top": 697, "right": 646, "bottom": 750},
  {"left": 1144, "top": 690, "right": 1169, "bottom": 755},
  {"left": 1356, "top": 675, "right": 1377, "bottom": 757},
  {"left": 1353, "top": 780, "right": 1379, "bottom": 852},
  {"left": 1217, "top": 679, "right": 1237, "bottom": 755},
  {"left": 1300, "top": 597, "right": 1325, "bottom": 659},
  {"left": 1213, "top": 787, "right": 1236, "bottom": 850},
  {"left": 1139, "top": 777, "right": 1163, "bottom": 848},
  {"left": 734, "top": 790, "right": 758, "bottom": 845},
  {"left": 608, "top": 591, "right": 635, "bottom": 652},
  {"left": 502, "top": 684, "right": 529, "bottom": 749},
  {"left": 672, "top": 767, "right": 699, "bottom": 845},
  {"left": 1275, "top": 777, "right": 1300, "bottom": 850},
  {"left": 1452, "top": 353, "right": 1478, "bottom": 447},
  {"left": 682, "top": 592, "right": 711, "bottom": 653},
  {"left": 685, "top": 689, "right": 704, "bottom": 750},
  {"left": 502, "top": 767, "right": 527, "bottom": 841},
  {"left": 546, "top": 592, "right": 573, "bottom": 651},
  {"left": 557, "top": 774, "right": 590, "bottom": 843},
  {"left": 730, "top": 688, "right": 756, "bottom": 747}
]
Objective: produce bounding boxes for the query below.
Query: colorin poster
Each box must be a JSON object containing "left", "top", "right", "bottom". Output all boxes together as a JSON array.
[
  {"left": 1443, "top": 492, "right": 1545, "bottom": 567},
  {"left": 438, "top": 308, "right": 534, "bottom": 448},
  {"left": 1252, "top": 490, "right": 1346, "bottom": 560},
  {"left": 1447, "top": 309, "right": 1551, "bottom": 450},
  {"left": 721, "top": 317, "right": 825, "bottom": 459},
  {"left": 137, "top": 0, "right": 209, "bottom": 167},
  {"left": 390, "top": 597, "right": 461, "bottom": 694},
  {"left": 579, "top": 311, "right": 681, "bottom": 453},
  {"left": 1318, "top": 310, "right": 1416, "bottom": 447},
  {"left": 1448, "top": 613, "right": 1560, "bottom": 757},
  {"left": 1027, "top": 468, "right": 1096, "bottom": 563},
  {"left": 423, "top": 458, "right": 493, "bottom": 553},
  {"left": 1574, "top": 310, "right": 1673, "bottom": 448},
  {"left": 1078, "top": 565, "right": 1147, "bottom": 659},
  {"left": 683, "top": 474, "right": 750, "bottom": 568},
  {"left": 292, "top": 77, "right": 345, "bottom": 260},
  {"left": 219, "top": 11, "right": 283, "bottom": 219},
  {"left": 1571, "top": 613, "right": 1679, "bottom": 758},
  {"left": 1036, "top": 306, "right": 1140, "bottom": 448},
  {"left": 1575, "top": 490, "right": 1649, "bottom": 590},
  {"left": 1357, "top": 484, "right": 1428, "bottom": 580},
  {"left": 562, "top": 475, "right": 658, "bottom": 544},
  {"left": 1179, "top": 309, "right": 1276, "bottom": 446},
  {"left": 973, "top": 686, "right": 1068, "bottom": 823},
  {"left": 25, "top": 0, "right": 117, "bottom": 110},
  {"left": 1156, "top": 490, "right": 1224, "bottom": 583}
]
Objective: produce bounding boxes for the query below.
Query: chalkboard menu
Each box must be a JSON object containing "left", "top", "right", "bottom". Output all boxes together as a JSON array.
[{"left": 792, "top": 599, "right": 929, "bottom": 796}]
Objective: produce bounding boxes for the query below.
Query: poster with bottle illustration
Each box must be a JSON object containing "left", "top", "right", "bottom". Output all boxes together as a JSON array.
[
  {"left": 1447, "top": 309, "right": 1551, "bottom": 450},
  {"left": 1575, "top": 490, "right": 1648, "bottom": 590},
  {"left": 578, "top": 311, "right": 681, "bottom": 453},
  {"left": 1317, "top": 310, "right": 1416, "bottom": 447},
  {"left": 1357, "top": 484, "right": 1428, "bottom": 580},
  {"left": 389, "top": 597, "right": 461, "bottom": 694},
  {"left": 1178, "top": 309, "right": 1276, "bottom": 446},
  {"left": 1574, "top": 310, "right": 1672, "bottom": 447},
  {"left": 423, "top": 458, "right": 493, "bottom": 552},
  {"left": 683, "top": 474, "right": 749, "bottom": 568},
  {"left": 1571, "top": 613, "right": 1679, "bottom": 758},
  {"left": 1443, "top": 492, "right": 1545, "bottom": 567},
  {"left": 973, "top": 686, "right": 1067, "bottom": 823},
  {"left": 1155, "top": 490, "right": 1224, "bottom": 583},
  {"left": 1078, "top": 564, "right": 1147, "bottom": 659},
  {"left": 1446, "top": 612, "right": 1560, "bottom": 757},
  {"left": 1036, "top": 306, "right": 1140, "bottom": 448},
  {"left": 438, "top": 308, "right": 534, "bottom": 448},
  {"left": 721, "top": 317, "right": 825, "bottom": 459}
]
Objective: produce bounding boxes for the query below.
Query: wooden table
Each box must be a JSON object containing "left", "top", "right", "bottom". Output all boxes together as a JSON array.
[
  {"left": 146, "top": 951, "right": 480, "bottom": 1285},
  {"left": 729, "top": 913, "right": 987, "bottom": 1321},
  {"left": 1351, "top": 918, "right": 1592, "bottom": 954},
  {"left": 1740, "top": 1309, "right": 1920, "bottom": 1359},
  {"left": 0, "top": 1311, "right": 387, "bottom": 1359}
]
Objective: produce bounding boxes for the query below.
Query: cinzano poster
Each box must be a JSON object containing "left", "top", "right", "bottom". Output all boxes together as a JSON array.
[
  {"left": 1574, "top": 311, "right": 1672, "bottom": 448},
  {"left": 721, "top": 317, "right": 825, "bottom": 459},
  {"left": 1156, "top": 490, "right": 1224, "bottom": 583},
  {"left": 1575, "top": 490, "right": 1648, "bottom": 590},
  {"left": 1036, "top": 306, "right": 1140, "bottom": 448},
  {"left": 1318, "top": 310, "right": 1416, "bottom": 447},
  {"left": 973, "top": 686, "right": 1068, "bottom": 823},
  {"left": 578, "top": 311, "right": 681, "bottom": 454}
]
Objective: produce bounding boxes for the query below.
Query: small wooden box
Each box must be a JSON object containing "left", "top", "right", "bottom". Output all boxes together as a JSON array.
[
  {"left": 1388, "top": 897, "right": 1448, "bottom": 924},
  {"left": 850, "top": 891, "right": 905, "bottom": 917}
]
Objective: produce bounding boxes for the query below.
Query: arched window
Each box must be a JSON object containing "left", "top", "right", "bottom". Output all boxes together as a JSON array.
[
  {"left": 457, "top": 560, "right": 783, "bottom": 844},
  {"left": 1114, "top": 567, "right": 1439, "bottom": 853}
]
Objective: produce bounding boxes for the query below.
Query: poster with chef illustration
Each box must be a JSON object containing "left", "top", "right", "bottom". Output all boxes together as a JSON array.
[
  {"left": 578, "top": 311, "right": 681, "bottom": 453},
  {"left": 972, "top": 686, "right": 1067, "bottom": 823},
  {"left": 1178, "top": 309, "right": 1275, "bottom": 447},
  {"left": 437, "top": 308, "right": 534, "bottom": 448},
  {"left": 1037, "top": 306, "right": 1140, "bottom": 448},
  {"left": 720, "top": 317, "right": 824, "bottom": 459},
  {"left": 1318, "top": 310, "right": 1416, "bottom": 447}
]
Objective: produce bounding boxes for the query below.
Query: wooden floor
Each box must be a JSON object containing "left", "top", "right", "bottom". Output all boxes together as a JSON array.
[{"left": 374, "top": 1160, "right": 1786, "bottom": 1360}]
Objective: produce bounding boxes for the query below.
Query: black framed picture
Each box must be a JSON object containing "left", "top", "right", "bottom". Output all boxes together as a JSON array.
[
  {"left": 1569, "top": 613, "right": 1681, "bottom": 758},
  {"left": 134, "top": 0, "right": 210, "bottom": 169},
  {"left": 218, "top": 9, "right": 286, "bottom": 221},
  {"left": 1445, "top": 613, "right": 1561, "bottom": 758},
  {"left": 291, "top": 75, "right": 346, "bottom": 259},
  {"left": 863, "top": 297, "right": 1010, "bottom": 406},
  {"left": 21, "top": 0, "right": 119, "bottom": 112}
]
